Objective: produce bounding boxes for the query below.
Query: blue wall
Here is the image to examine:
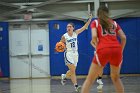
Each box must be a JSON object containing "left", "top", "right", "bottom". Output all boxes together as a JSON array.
[
  {"left": 49, "top": 18, "right": 140, "bottom": 76},
  {"left": 116, "top": 18, "right": 140, "bottom": 74},
  {"left": 0, "top": 22, "right": 9, "bottom": 77},
  {"left": 137, "top": 18, "right": 140, "bottom": 73}
]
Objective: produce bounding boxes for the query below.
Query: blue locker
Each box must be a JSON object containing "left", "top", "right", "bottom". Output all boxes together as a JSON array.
[{"left": 0, "top": 22, "right": 9, "bottom": 77}]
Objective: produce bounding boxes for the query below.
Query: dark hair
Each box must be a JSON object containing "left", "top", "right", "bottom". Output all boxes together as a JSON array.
[
  {"left": 97, "top": 6, "right": 111, "bottom": 30},
  {"left": 67, "top": 22, "right": 75, "bottom": 28}
]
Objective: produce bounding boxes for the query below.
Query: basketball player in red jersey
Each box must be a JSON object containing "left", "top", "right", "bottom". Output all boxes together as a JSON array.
[{"left": 81, "top": 6, "right": 126, "bottom": 93}]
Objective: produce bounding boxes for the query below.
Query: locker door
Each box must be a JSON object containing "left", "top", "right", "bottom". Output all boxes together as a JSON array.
[
  {"left": 31, "top": 24, "right": 50, "bottom": 77},
  {"left": 10, "top": 23, "right": 50, "bottom": 78},
  {"left": 9, "top": 24, "right": 30, "bottom": 78}
]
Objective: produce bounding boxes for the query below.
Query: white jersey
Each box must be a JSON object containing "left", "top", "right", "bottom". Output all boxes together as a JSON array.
[{"left": 63, "top": 32, "right": 78, "bottom": 51}]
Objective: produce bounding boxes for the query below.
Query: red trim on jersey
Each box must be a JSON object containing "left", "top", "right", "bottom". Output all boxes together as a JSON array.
[
  {"left": 90, "top": 19, "right": 122, "bottom": 50},
  {"left": 93, "top": 47, "right": 123, "bottom": 67}
]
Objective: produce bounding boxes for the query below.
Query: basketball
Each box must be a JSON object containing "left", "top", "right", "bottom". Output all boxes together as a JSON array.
[{"left": 55, "top": 42, "right": 66, "bottom": 52}]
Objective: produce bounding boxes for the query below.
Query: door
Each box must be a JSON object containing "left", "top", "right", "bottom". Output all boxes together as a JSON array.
[
  {"left": 9, "top": 23, "right": 50, "bottom": 78},
  {"left": 9, "top": 24, "right": 30, "bottom": 78},
  {"left": 31, "top": 24, "right": 50, "bottom": 77}
]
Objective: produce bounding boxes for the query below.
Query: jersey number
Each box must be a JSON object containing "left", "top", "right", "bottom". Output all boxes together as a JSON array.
[
  {"left": 102, "top": 24, "right": 116, "bottom": 35},
  {"left": 70, "top": 42, "right": 75, "bottom": 48}
]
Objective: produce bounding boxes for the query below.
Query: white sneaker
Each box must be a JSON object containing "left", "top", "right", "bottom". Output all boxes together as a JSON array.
[
  {"left": 61, "top": 74, "right": 66, "bottom": 85},
  {"left": 97, "top": 79, "right": 103, "bottom": 85},
  {"left": 97, "top": 85, "right": 103, "bottom": 92},
  {"left": 75, "top": 86, "right": 81, "bottom": 92}
]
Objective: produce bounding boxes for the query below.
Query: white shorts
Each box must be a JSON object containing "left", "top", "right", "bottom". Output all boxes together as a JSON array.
[{"left": 64, "top": 51, "right": 79, "bottom": 66}]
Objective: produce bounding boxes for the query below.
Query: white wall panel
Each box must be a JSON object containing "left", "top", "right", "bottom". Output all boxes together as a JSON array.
[
  {"left": 10, "top": 56, "right": 30, "bottom": 78},
  {"left": 9, "top": 25, "right": 29, "bottom": 56},
  {"left": 31, "top": 56, "right": 50, "bottom": 77}
]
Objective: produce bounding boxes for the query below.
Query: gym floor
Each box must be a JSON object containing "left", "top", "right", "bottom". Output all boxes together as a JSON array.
[{"left": 0, "top": 76, "right": 140, "bottom": 93}]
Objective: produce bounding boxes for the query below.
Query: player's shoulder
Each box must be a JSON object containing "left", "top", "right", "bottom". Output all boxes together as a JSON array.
[
  {"left": 91, "top": 19, "right": 99, "bottom": 28},
  {"left": 109, "top": 19, "right": 118, "bottom": 27},
  {"left": 109, "top": 19, "right": 116, "bottom": 23},
  {"left": 91, "top": 19, "right": 98, "bottom": 23},
  {"left": 73, "top": 31, "right": 77, "bottom": 36},
  {"left": 63, "top": 33, "right": 68, "bottom": 37}
]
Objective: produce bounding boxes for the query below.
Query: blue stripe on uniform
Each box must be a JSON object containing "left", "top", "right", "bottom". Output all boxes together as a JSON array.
[{"left": 64, "top": 52, "right": 72, "bottom": 64}]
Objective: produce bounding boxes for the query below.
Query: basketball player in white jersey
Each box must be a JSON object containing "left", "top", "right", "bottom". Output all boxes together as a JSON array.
[{"left": 59, "top": 14, "right": 92, "bottom": 92}]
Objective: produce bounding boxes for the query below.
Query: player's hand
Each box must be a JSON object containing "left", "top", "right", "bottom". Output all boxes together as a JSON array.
[
  {"left": 89, "top": 13, "right": 93, "bottom": 19},
  {"left": 54, "top": 48, "right": 58, "bottom": 52}
]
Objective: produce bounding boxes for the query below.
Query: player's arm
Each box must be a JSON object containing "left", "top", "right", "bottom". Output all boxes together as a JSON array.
[
  {"left": 90, "top": 40, "right": 96, "bottom": 50},
  {"left": 117, "top": 29, "right": 126, "bottom": 52},
  {"left": 75, "top": 14, "right": 92, "bottom": 35},
  {"left": 55, "top": 36, "right": 66, "bottom": 52},
  {"left": 60, "top": 35, "right": 66, "bottom": 43},
  {"left": 91, "top": 28, "right": 98, "bottom": 47}
]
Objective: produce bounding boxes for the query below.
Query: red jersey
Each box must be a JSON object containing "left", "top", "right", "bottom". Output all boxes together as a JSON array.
[{"left": 90, "top": 19, "right": 122, "bottom": 50}]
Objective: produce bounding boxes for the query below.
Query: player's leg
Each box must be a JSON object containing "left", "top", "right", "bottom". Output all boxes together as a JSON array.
[
  {"left": 67, "top": 64, "right": 77, "bottom": 85},
  {"left": 61, "top": 70, "right": 71, "bottom": 85},
  {"left": 110, "top": 65, "right": 124, "bottom": 93},
  {"left": 70, "top": 51, "right": 81, "bottom": 92},
  {"left": 61, "top": 52, "right": 74, "bottom": 85},
  {"left": 82, "top": 48, "right": 109, "bottom": 93},
  {"left": 110, "top": 47, "right": 124, "bottom": 93},
  {"left": 97, "top": 70, "right": 103, "bottom": 85},
  {"left": 81, "top": 63, "right": 104, "bottom": 93},
  {"left": 94, "top": 50, "right": 105, "bottom": 85},
  {"left": 67, "top": 63, "right": 81, "bottom": 92}
]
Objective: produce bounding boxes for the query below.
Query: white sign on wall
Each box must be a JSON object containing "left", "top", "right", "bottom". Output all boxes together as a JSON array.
[{"left": 31, "top": 25, "right": 49, "bottom": 55}]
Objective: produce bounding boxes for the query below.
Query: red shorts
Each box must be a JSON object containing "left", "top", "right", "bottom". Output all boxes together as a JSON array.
[{"left": 92, "top": 47, "right": 123, "bottom": 67}]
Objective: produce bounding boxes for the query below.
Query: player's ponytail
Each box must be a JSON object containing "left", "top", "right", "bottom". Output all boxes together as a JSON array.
[{"left": 97, "top": 6, "right": 111, "bottom": 30}]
